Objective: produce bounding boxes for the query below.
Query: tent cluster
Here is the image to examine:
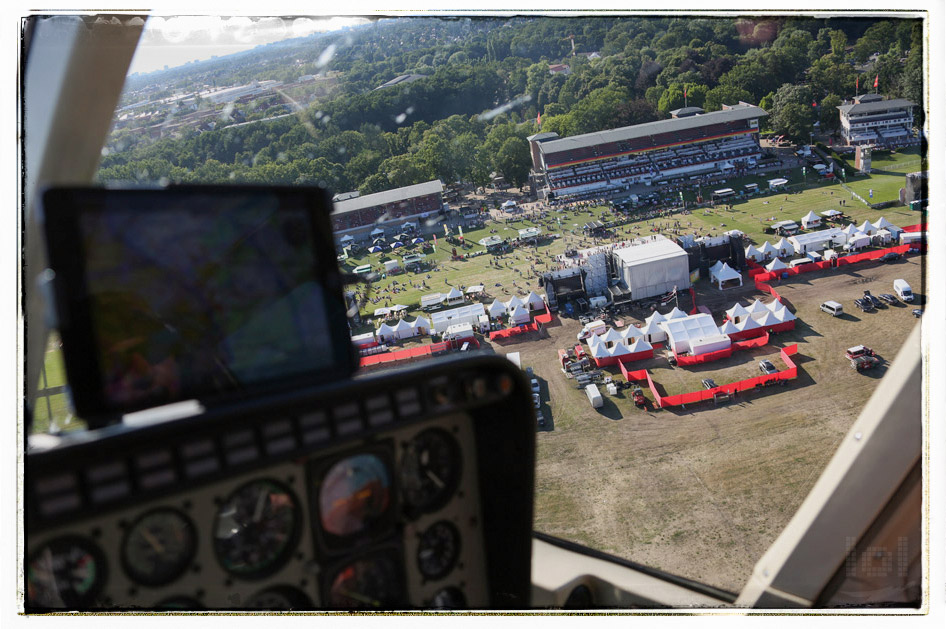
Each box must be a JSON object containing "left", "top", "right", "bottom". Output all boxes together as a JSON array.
[
  {"left": 722, "top": 299, "right": 796, "bottom": 339},
  {"left": 587, "top": 325, "right": 654, "bottom": 365},
  {"left": 488, "top": 291, "right": 546, "bottom": 323},
  {"left": 375, "top": 316, "right": 431, "bottom": 343},
  {"left": 749, "top": 217, "right": 903, "bottom": 262}
]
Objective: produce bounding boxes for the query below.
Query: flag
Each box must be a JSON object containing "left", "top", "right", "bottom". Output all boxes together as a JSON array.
[
  {"left": 855, "top": 76, "right": 859, "bottom": 91},
  {"left": 874, "top": 75, "right": 879, "bottom": 89},
  {"left": 683, "top": 86, "right": 687, "bottom": 98},
  {"left": 537, "top": 111, "right": 542, "bottom": 127},
  {"left": 812, "top": 101, "right": 817, "bottom": 107}
]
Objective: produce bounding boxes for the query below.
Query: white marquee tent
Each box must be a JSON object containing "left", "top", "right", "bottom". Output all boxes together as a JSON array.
[
  {"left": 801, "top": 211, "right": 821, "bottom": 229},
  {"left": 510, "top": 304, "right": 531, "bottom": 325},
  {"left": 725, "top": 302, "right": 750, "bottom": 323},
  {"left": 659, "top": 313, "right": 721, "bottom": 354},
  {"left": 710, "top": 263, "right": 743, "bottom": 289},
  {"left": 758, "top": 241, "right": 779, "bottom": 260},
  {"left": 765, "top": 257, "right": 788, "bottom": 272},
  {"left": 774, "top": 237, "right": 795, "bottom": 258},
  {"left": 745, "top": 244, "right": 763, "bottom": 262}
]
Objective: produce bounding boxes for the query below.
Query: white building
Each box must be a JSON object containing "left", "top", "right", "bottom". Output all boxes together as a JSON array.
[
  {"left": 612, "top": 236, "right": 690, "bottom": 301},
  {"left": 788, "top": 227, "right": 846, "bottom": 254}
]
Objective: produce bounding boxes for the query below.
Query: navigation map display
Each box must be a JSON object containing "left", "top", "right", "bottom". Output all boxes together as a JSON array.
[{"left": 43, "top": 186, "right": 350, "bottom": 417}]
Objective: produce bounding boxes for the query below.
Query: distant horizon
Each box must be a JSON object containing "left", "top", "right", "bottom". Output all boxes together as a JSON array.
[{"left": 127, "top": 15, "right": 371, "bottom": 76}]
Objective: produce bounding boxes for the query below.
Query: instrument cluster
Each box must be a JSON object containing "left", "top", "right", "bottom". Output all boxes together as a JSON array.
[{"left": 27, "top": 415, "right": 486, "bottom": 610}]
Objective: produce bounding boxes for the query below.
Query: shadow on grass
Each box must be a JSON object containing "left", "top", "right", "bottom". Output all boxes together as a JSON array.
[{"left": 595, "top": 395, "right": 624, "bottom": 421}]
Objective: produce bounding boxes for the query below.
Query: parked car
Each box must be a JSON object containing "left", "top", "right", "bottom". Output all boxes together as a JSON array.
[
  {"left": 701, "top": 378, "right": 717, "bottom": 390},
  {"left": 532, "top": 393, "right": 541, "bottom": 409},
  {"left": 863, "top": 291, "right": 883, "bottom": 308},
  {"left": 851, "top": 355, "right": 881, "bottom": 371},
  {"left": 845, "top": 345, "right": 875, "bottom": 360},
  {"left": 879, "top": 293, "right": 898, "bottom": 304},
  {"left": 853, "top": 298, "right": 874, "bottom": 312},
  {"left": 912, "top": 309, "right": 923, "bottom": 318},
  {"left": 536, "top": 412, "right": 546, "bottom": 428},
  {"left": 531, "top": 378, "right": 541, "bottom": 394},
  {"left": 759, "top": 360, "right": 778, "bottom": 375},
  {"left": 879, "top": 252, "right": 902, "bottom": 263}
]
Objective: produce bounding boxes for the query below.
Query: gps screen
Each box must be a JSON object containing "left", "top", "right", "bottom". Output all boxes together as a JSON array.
[{"left": 74, "top": 190, "right": 335, "bottom": 409}]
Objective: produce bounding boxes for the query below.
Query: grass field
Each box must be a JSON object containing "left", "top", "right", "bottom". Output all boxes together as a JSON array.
[{"left": 341, "top": 153, "right": 924, "bottom": 332}]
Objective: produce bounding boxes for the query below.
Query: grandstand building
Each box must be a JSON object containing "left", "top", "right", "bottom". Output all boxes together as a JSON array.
[
  {"left": 332, "top": 180, "right": 445, "bottom": 238},
  {"left": 837, "top": 94, "right": 916, "bottom": 148},
  {"left": 531, "top": 103, "right": 767, "bottom": 202}
]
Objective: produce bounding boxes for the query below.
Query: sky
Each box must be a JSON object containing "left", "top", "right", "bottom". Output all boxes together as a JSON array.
[{"left": 127, "top": 15, "right": 371, "bottom": 75}]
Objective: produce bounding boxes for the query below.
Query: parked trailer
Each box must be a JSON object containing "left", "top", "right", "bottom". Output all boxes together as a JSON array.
[{"left": 585, "top": 384, "right": 603, "bottom": 408}]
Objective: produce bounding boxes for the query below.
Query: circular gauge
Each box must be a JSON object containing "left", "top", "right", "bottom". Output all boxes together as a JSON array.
[
  {"left": 122, "top": 508, "right": 197, "bottom": 586},
  {"left": 27, "top": 536, "right": 106, "bottom": 609},
  {"left": 326, "top": 553, "right": 404, "bottom": 609},
  {"left": 213, "top": 479, "right": 299, "bottom": 578},
  {"left": 430, "top": 586, "right": 466, "bottom": 609},
  {"left": 416, "top": 520, "right": 461, "bottom": 581},
  {"left": 244, "top": 586, "right": 312, "bottom": 610},
  {"left": 155, "top": 596, "right": 203, "bottom": 610},
  {"left": 318, "top": 453, "right": 392, "bottom": 539},
  {"left": 400, "top": 428, "right": 462, "bottom": 515}
]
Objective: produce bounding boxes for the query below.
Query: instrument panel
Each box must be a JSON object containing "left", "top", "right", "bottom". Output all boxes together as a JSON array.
[{"left": 25, "top": 355, "right": 535, "bottom": 611}]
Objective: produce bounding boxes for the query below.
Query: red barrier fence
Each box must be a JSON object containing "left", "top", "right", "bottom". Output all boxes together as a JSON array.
[
  {"left": 902, "top": 223, "right": 926, "bottom": 232},
  {"left": 534, "top": 303, "right": 554, "bottom": 325},
  {"left": 489, "top": 322, "right": 538, "bottom": 340},
  {"left": 619, "top": 344, "right": 799, "bottom": 408},
  {"left": 592, "top": 349, "right": 655, "bottom": 368},
  {"left": 359, "top": 337, "right": 479, "bottom": 367}
]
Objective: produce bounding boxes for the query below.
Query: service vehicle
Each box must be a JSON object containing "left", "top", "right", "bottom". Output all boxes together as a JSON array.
[
  {"left": 879, "top": 293, "right": 898, "bottom": 304},
  {"left": 853, "top": 298, "right": 874, "bottom": 312},
  {"left": 701, "top": 378, "right": 718, "bottom": 390},
  {"left": 759, "top": 360, "right": 778, "bottom": 375},
  {"left": 846, "top": 345, "right": 876, "bottom": 360},
  {"left": 631, "top": 387, "right": 646, "bottom": 409},
  {"left": 894, "top": 279, "right": 914, "bottom": 302},
  {"left": 879, "top": 252, "right": 901, "bottom": 263},
  {"left": 820, "top": 300, "right": 844, "bottom": 316},
  {"left": 851, "top": 355, "right": 881, "bottom": 371},
  {"left": 577, "top": 320, "right": 607, "bottom": 341}
]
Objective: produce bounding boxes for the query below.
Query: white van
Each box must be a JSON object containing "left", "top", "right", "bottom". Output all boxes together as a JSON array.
[
  {"left": 820, "top": 301, "right": 843, "bottom": 316},
  {"left": 789, "top": 258, "right": 811, "bottom": 268},
  {"left": 893, "top": 279, "right": 913, "bottom": 302},
  {"left": 577, "top": 320, "right": 607, "bottom": 341}
]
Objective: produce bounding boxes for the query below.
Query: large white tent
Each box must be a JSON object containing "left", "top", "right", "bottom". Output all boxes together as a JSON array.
[
  {"left": 772, "top": 305, "right": 797, "bottom": 323},
  {"left": 753, "top": 310, "right": 780, "bottom": 327},
  {"left": 645, "top": 310, "right": 666, "bottom": 325},
  {"left": 689, "top": 334, "right": 732, "bottom": 356},
  {"left": 841, "top": 223, "right": 858, "bottom": 237},
  {"left": 612, "top": 236, "right": 691, "bottom": 301},
  {"left": 746, "top": 299, "right": 771, "bottom": 318},
  {"left": 431, "top": 303, "right": 487, "bottom": 334},
  {"left": 659, "top": 313, "right": 721, "bottom": 354},
  {"left": 589, "top": 340, "right": 610, "bottom": 359},
  {"left": 736, "top": 316, "right": 762, "bottom": 333},
  {"left": 718, "top": 319, "right": 740, "bottom": 335}
]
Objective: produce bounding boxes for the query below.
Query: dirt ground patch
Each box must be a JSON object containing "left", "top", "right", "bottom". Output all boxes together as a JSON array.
[{"left": 506, "top": 255, "right": 924, "bottom": 593}]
